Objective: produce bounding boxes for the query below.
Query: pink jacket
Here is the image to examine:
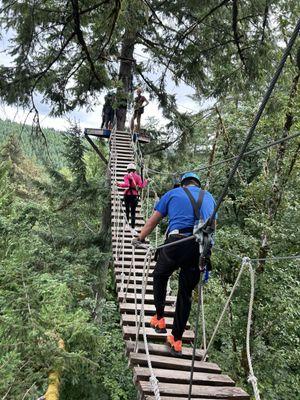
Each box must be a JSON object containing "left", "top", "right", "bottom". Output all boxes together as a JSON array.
[{"left": 117, "top": 172, "right": 148, "bottom": 196}]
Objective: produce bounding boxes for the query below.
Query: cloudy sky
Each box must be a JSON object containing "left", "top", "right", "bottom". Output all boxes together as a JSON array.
[{"left": 0, "top": 32, "right": 200, "bottom": 132}]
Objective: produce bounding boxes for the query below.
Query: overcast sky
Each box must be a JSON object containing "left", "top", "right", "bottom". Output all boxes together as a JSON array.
[{"left": 0, "top": 31, "right": 200, "bottom": 132}]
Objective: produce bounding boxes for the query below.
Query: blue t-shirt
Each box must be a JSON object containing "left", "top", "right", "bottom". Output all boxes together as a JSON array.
[{"left": 154, "top": 186, "right": 216, "bottom": 233}]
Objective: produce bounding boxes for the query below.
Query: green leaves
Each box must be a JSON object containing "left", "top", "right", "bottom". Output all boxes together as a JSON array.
[{"left": 0, "top": 128, "right": 135, "bottom": 399}]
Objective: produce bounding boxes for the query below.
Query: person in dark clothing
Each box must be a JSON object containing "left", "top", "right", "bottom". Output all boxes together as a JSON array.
[
  {"left": 101, "top": 93, "right": 115, "bottom": 129},
  {"left": 116, "top": 163, "right": 148, "bottom": 229},
  {"left": 130, "top": 87, "right": 149, "bottom": 132},
  {"left": 135, "top": 172, "right": 216, "bottom": 356}
]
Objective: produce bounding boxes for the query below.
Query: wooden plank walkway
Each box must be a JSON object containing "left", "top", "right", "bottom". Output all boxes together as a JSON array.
[{"left": 110, "top": 131, "right": 249, "bottom": 399}]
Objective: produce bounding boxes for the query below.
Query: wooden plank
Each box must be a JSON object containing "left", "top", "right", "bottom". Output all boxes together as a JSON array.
[
  {"left": 113, "top": 256, "right": 155, "bottom": 267},
  {"left": 111, "top": 232, "right": 144, "bottom": 239},
  {"left": 112, "top": 155, "right": 134, "bottom": 161},
  {"left": 113, "top": 255, "right": 153, "bottom": 263},
  {"left": 116, "top": 275, "right": 153, "bottom": 283},
  {"left": 114, "top": 257, "right": 155, "bottom": 264},
  {"left": 113, "top": 248, "right": 150, "bottom": 255},
  {"left": 111, "top": 209, "right": 142, "bottom": 216},
  {"left": 112, "top": 138, "right": 131, "bottom": 142},
  {"left": 115, "top": 151, "right": 133, "bottom": 157},
  {"left": 110, "top": 230, "right": 142, "bottom": 236},
  {"left": 115, "top": 268, "right": 154, "bottom": 276},
  {"left": 139, "top": 382, "right": 250, "bottom": 399},
  {"left": 113, "top": 252, "right": 149, "bottom": 259},
  {"left": 111, "top": 160, "right": 132, "bottom": 164},
  {"left": 117, "top": 283, "right": 153, "bottom": 294},
  {"left": 133, "top": 367, "right": 234, "bottom": 386},
  {"left": 129, "top": 353, "right": 221, "bottom": 374},
  {"left": 145, "top": 398, "right": 223, "bottom": 400},
  {"left": 114, "top": 260, "right": 155, "bottom": 268},
  {"left": 113, "top": 134, "right": 132, "bottom": 138},
  {"left": 117, "top": 292, "right": 176, "bottom": 304},
  {"left": 115, "top": 145, "right": 133, "bottom": 151},
  {"left": 123, "top": 326, "right": 194, "bottom": 342},
  {"left": 120, "top": 303, "right": 175, "bottom": 316},
  {"left": 112, "top": 244, "right": 149, "bottom": 252},
  {"left": 110, "top": 219, "right": 143, "bottom": 225},
  {"left": 125, "top": 341, "right": 204, "bottom": 360},
  {"left": 112, "top": 238, "right": 146, "bottom": 245},
  {"left": 114, "top": 260, "right": 155, "bottom": 267},
  {"left": 121, "top": 315, "right": 189, "bottom": 329}
]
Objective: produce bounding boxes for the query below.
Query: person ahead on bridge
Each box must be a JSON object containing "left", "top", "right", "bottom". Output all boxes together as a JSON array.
[
  {"left": 101, "top": 92, "right": 115, "bottom": 129},
  {"left": 130, "top": 87, "right": 149, "bottom": 132},
  {"left": 117, "top": 163, "right": 148, "bottom": 229},
  {"left": 135, "top": 172, "right": 216, "bottom": 356}
]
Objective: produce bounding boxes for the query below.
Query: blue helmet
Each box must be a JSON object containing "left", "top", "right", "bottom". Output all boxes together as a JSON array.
[{"left": 181, "top": 172, "right": 201, "bottom": 185}]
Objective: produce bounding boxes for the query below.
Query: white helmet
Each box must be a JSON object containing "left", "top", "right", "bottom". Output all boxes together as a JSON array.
[{"left": 127, "top": 163, "right": 136, "bottom": 171}]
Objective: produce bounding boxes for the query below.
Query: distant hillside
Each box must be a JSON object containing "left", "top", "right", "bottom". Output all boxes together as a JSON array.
[{"left": 0, "top": 119, "right": 67, "bottom": 168}]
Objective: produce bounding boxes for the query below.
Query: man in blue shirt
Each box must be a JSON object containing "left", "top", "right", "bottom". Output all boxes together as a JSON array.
[{"left": 136, "top": 172, "right": 216, "bottom": 356}]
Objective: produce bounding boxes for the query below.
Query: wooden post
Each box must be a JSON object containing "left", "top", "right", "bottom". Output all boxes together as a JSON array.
[{"left": 84, "top": 134, "right": 108, "bottom": 165}]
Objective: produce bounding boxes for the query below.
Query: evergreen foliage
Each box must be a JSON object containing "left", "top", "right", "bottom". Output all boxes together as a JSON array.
[
  {"left": 143, "top": 47, "right": 300, "bottom": 400},
  {"left": 0, "top": 129, "right": 135, "bottom": 400},
  {"left": 0, "top": 119, "right": 66, "bottom": 169},
  {"left": 0, "top": 1, "right": 300, "bottom": 399}
]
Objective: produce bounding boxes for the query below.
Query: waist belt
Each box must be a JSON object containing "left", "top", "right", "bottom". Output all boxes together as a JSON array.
[{"left": 168, "top": 227, "right": 194, "bottom": 237}]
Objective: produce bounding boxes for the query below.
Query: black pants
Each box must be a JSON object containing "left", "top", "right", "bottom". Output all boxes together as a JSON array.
[
  {"left": 153, "top": 236, "right": 200, "bottom": 341},
  {"left": 124, "top": 195, "right": 138, "bottom": 228},
  {"left": 101, "top": 110, "right": 114, "bottom": 129}
]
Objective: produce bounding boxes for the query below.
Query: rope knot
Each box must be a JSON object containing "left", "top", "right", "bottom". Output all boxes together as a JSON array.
[
  {"left": 242, "top": 256, "right": 251, "bottom": 265},
  {"left": 149, "top": 374, "right": 160, "bottom": 399},
  {"left": 248, "top": 374, "right": 261, "bottom": 400},
  {"left": 248, "top": 374, "right": 257, "bottom": 384}
]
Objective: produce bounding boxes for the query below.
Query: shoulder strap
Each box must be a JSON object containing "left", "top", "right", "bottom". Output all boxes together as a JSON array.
[{"left": 182, "top": 187, "right": 205, "bottom": 221}]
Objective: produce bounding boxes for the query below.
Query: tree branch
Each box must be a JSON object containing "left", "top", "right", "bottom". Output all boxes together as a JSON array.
[
  {"left": 96, "top": 0, "right": 121, "bottom": 62},
  {"left": 71, "top": 0, "right": 104, "bottom": 83},
  {"left": 261, "top": 1, "right": 269, "bottom": 44},
  {"left": 232, "top": 0, "right": 247, "bottom": 71}
]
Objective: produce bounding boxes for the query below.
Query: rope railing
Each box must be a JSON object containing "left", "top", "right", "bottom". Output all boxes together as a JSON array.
[{"left": 109, "top": 128, "right": 161, "bottom": 400}]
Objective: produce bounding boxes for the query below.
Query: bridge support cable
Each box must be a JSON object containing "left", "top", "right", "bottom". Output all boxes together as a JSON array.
[{"left": 209, "top": 18, "right": 300, "bottom": 223}]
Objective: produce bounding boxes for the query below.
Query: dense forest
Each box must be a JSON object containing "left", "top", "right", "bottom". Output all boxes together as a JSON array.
[
  {"left": 0, "top": 0, "right": 299, "bottom": 399},
  {"left": 0, "top": 120, "right": 136, "bottom": 399}
]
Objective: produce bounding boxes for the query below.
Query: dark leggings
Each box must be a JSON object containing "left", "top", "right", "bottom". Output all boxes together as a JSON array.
[
  {"left": 124, "top": 195, "right": 138, "bottom": 228},
  {"left": 153, "top": 236, "right": 200, "bottom": 341}
]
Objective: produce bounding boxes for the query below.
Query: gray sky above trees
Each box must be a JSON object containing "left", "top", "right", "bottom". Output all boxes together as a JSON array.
[{"left": 0, "top": 30, "right": 199, "bottom": 131}]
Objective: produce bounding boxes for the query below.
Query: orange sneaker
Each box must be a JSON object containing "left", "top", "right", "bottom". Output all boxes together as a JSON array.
[
  {"left": 150, "top": 315, "right": 167, "bottom": 333},
  {"left": 167, "top": 334, "right": 182, "bottom": 356}
]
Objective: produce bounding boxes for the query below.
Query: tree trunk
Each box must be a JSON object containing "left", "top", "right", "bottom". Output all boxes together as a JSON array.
[{"left": 116, "top": 30, "right": 136, "bottom": 131}]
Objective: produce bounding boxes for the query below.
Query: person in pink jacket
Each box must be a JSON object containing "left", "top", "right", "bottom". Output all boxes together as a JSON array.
[{"left": 117, "top": 163, "right": 148, "bottom": 228}]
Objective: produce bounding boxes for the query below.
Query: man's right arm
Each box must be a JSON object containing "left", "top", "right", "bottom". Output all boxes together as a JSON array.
[{"left": 138, "top": 211, "right": 163, "bottom": 241}]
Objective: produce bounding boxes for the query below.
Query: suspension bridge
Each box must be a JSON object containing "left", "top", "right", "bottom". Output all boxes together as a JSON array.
[
  {"left": 109, "top": 129, "right": 250, "bottom": 400},
  {"left": 81, "top": 19, "right": 300, "bottom": 400}
]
